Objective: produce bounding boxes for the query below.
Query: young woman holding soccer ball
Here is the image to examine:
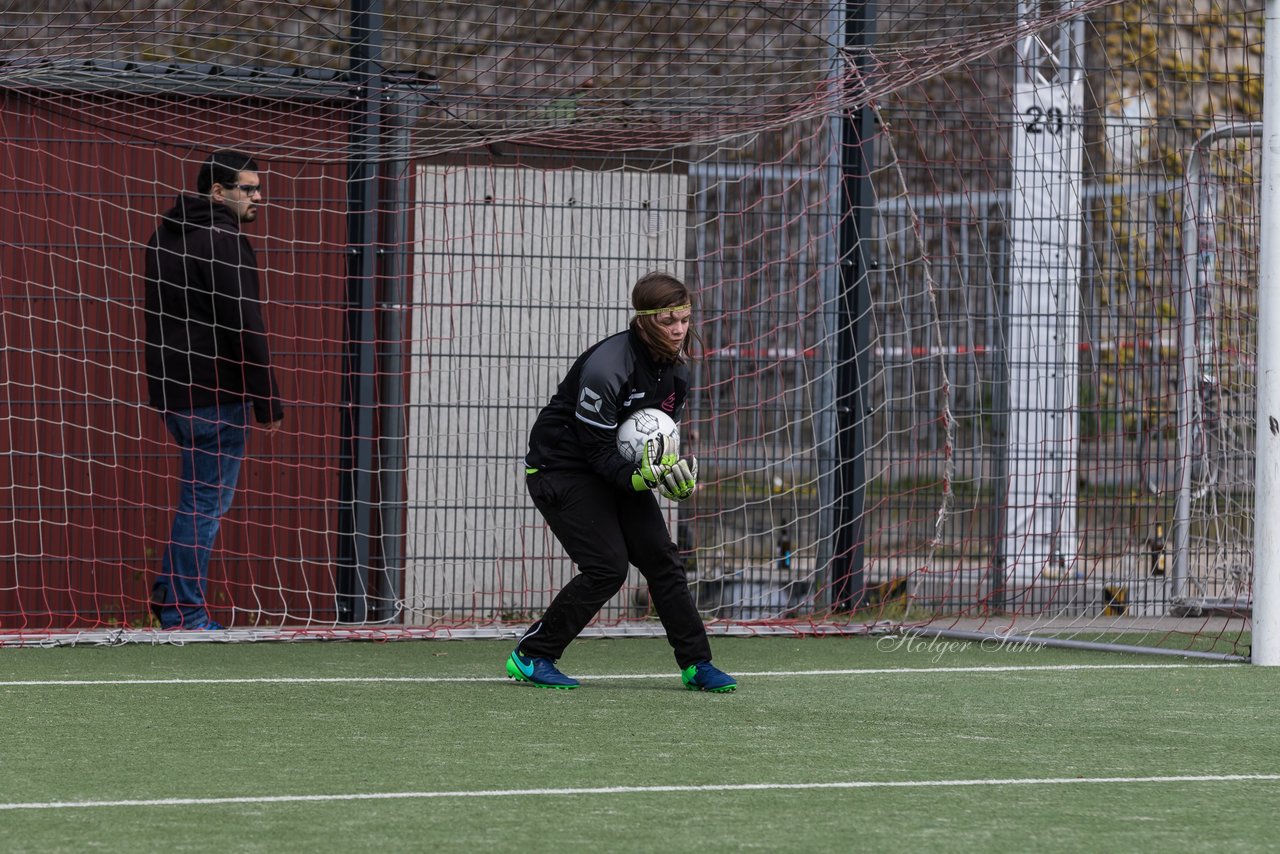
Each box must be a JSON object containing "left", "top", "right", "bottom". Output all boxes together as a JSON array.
[{"left": 508, "top": 271, "right": 736, "bottom": 692}]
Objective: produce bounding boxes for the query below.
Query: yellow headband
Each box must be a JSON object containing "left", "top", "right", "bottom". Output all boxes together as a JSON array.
[{"left": 635, "top": 303, "right": 692, "bottom": 316}]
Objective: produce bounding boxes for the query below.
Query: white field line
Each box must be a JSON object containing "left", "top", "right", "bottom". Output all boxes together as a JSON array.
[
  {"left": 2, "top": 774, "right": 1277, "bottom": 812},
  {"left": 0, "top": 662, "right": 1235, "bottom": 688}
]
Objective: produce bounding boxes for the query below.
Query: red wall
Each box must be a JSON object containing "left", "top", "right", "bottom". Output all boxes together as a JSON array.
[{"left": 0, "top": 91, "right": 354, "bottom": 629}]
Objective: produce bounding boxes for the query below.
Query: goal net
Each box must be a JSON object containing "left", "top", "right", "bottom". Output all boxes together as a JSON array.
[{"left": 0, "top": 0, "right": 1259, "bottom": 657}]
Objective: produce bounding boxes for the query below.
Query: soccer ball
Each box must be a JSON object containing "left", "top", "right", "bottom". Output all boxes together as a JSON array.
[{"left": 616, "top": 408, "right": 680, "bottom": 465}]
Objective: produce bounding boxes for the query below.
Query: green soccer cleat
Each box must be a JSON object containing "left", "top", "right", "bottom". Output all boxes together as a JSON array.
[
  {"left": 681, "top": 661, "right": 737, "bottom": 693},
  {"left": 506, "top": 650, "right": 580, "bottom": 689}
]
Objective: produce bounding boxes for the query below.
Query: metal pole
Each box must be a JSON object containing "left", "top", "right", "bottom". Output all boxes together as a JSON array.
[
  {"left": 337, "top": 0, "right": 384, "bottom": 623},
  {"left": 988, "top": 230, "right": 1013, "bottom": 613},
  {"left": 830, "top": 0, "right": 876, "bottom": 610},
  {"left": 374, "top": 92, "right": 428, "bottom": 623},
  {"left": 1253, "top": 0, "right": 1280, "bottom": 664},
  {"left": 906, "top": 627, "right": 1247, "bottom": 663}
]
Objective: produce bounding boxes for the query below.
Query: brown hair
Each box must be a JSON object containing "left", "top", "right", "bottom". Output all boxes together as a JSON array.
[{"left": 630, "top": 271, "right": 697, "bottom": 363}]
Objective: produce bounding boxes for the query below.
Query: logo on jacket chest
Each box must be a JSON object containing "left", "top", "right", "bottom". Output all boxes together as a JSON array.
[{"left": 622, "top": 390, "right": 676, "bottom": 412}]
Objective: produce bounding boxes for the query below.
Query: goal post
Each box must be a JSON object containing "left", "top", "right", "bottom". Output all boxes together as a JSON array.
[
  {"left": 1252, "top": 0, "right": 1280, "bottom": 666},
  {"left": 1177, "top": 122, "right": 1262, "bottom": 615}
]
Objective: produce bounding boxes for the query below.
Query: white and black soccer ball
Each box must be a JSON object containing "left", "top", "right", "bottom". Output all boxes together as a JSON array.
[{"left": 616, "top": 408, "right": 680, "bottom": 465}]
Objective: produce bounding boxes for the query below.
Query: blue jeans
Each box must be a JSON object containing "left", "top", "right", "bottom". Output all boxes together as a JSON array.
[{"left": 151, "top": 403, "right": 248, "bottom": 628}]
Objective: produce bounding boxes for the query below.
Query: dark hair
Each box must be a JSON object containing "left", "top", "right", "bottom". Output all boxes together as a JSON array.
[
  {"left": 631, "top": 271, "right": 697, "bottom": 363},
  {"left": 197, "top": 149, "right": 259, "bottom": 195}
]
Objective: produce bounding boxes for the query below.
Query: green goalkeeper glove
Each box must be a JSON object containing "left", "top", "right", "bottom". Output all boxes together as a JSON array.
[
  {"left": 659, "top": 456, "right": 698, "bottom": 501},
  {"left": 631, "top": 438, "right": 676, "bottom": 492}
]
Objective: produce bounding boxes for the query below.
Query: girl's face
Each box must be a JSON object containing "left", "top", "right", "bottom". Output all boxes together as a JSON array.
[{"left": 651, "top": 306, "right": 692, "bottom": 355}]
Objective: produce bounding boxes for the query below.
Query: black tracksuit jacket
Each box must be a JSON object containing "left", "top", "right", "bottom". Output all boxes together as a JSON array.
[
  {"left": 525, "top": 324, "right": 688, "bottom": 489},
  {"left": 142, "top": 195, "right": 282, "bottom": 424}
]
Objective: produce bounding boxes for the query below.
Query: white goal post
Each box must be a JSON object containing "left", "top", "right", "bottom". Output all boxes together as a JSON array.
[{"left": 1252, "top": 0, "right": 1280, "bottom": 666}]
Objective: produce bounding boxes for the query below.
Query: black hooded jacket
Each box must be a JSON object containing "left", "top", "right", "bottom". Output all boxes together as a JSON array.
[
  {"left": 525, "top": 324, "right": 688, "bottom": 491},
  {"left": 143, "top": 194, "right": 282, "bottom": 423}
]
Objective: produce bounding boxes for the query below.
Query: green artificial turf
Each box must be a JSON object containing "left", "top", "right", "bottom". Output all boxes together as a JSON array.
[{"left": 2, "top": 636, "right": 1276, "bottom": 852}]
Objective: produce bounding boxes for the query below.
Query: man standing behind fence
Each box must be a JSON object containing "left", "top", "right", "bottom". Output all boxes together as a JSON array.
[{"left": 143, "top": 149, "right": 283, "bottom": 630}]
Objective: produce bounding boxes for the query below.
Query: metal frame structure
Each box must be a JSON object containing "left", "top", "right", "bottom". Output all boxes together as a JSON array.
[{"left": 1176, "top": 122, "right": 1262, "bottom": 617}]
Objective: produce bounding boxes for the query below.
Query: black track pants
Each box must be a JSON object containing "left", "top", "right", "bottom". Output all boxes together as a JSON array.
[{"left": 518, "top": 469, "right": 712, "bottom": 669}]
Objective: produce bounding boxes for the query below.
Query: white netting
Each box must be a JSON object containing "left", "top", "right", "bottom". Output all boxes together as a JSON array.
[{"left": 0, "top": 1, "right": 1259, "bottom": 658}]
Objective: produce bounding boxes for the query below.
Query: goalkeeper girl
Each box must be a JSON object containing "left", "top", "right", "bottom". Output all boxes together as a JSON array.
[{"left": 507, "top": 271, "right": 737, "bottom": 692}]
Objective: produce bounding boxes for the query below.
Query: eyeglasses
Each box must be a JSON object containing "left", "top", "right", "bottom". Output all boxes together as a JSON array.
[{"left": 224, "top": 183, "right": 262, "bottom": 195}]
